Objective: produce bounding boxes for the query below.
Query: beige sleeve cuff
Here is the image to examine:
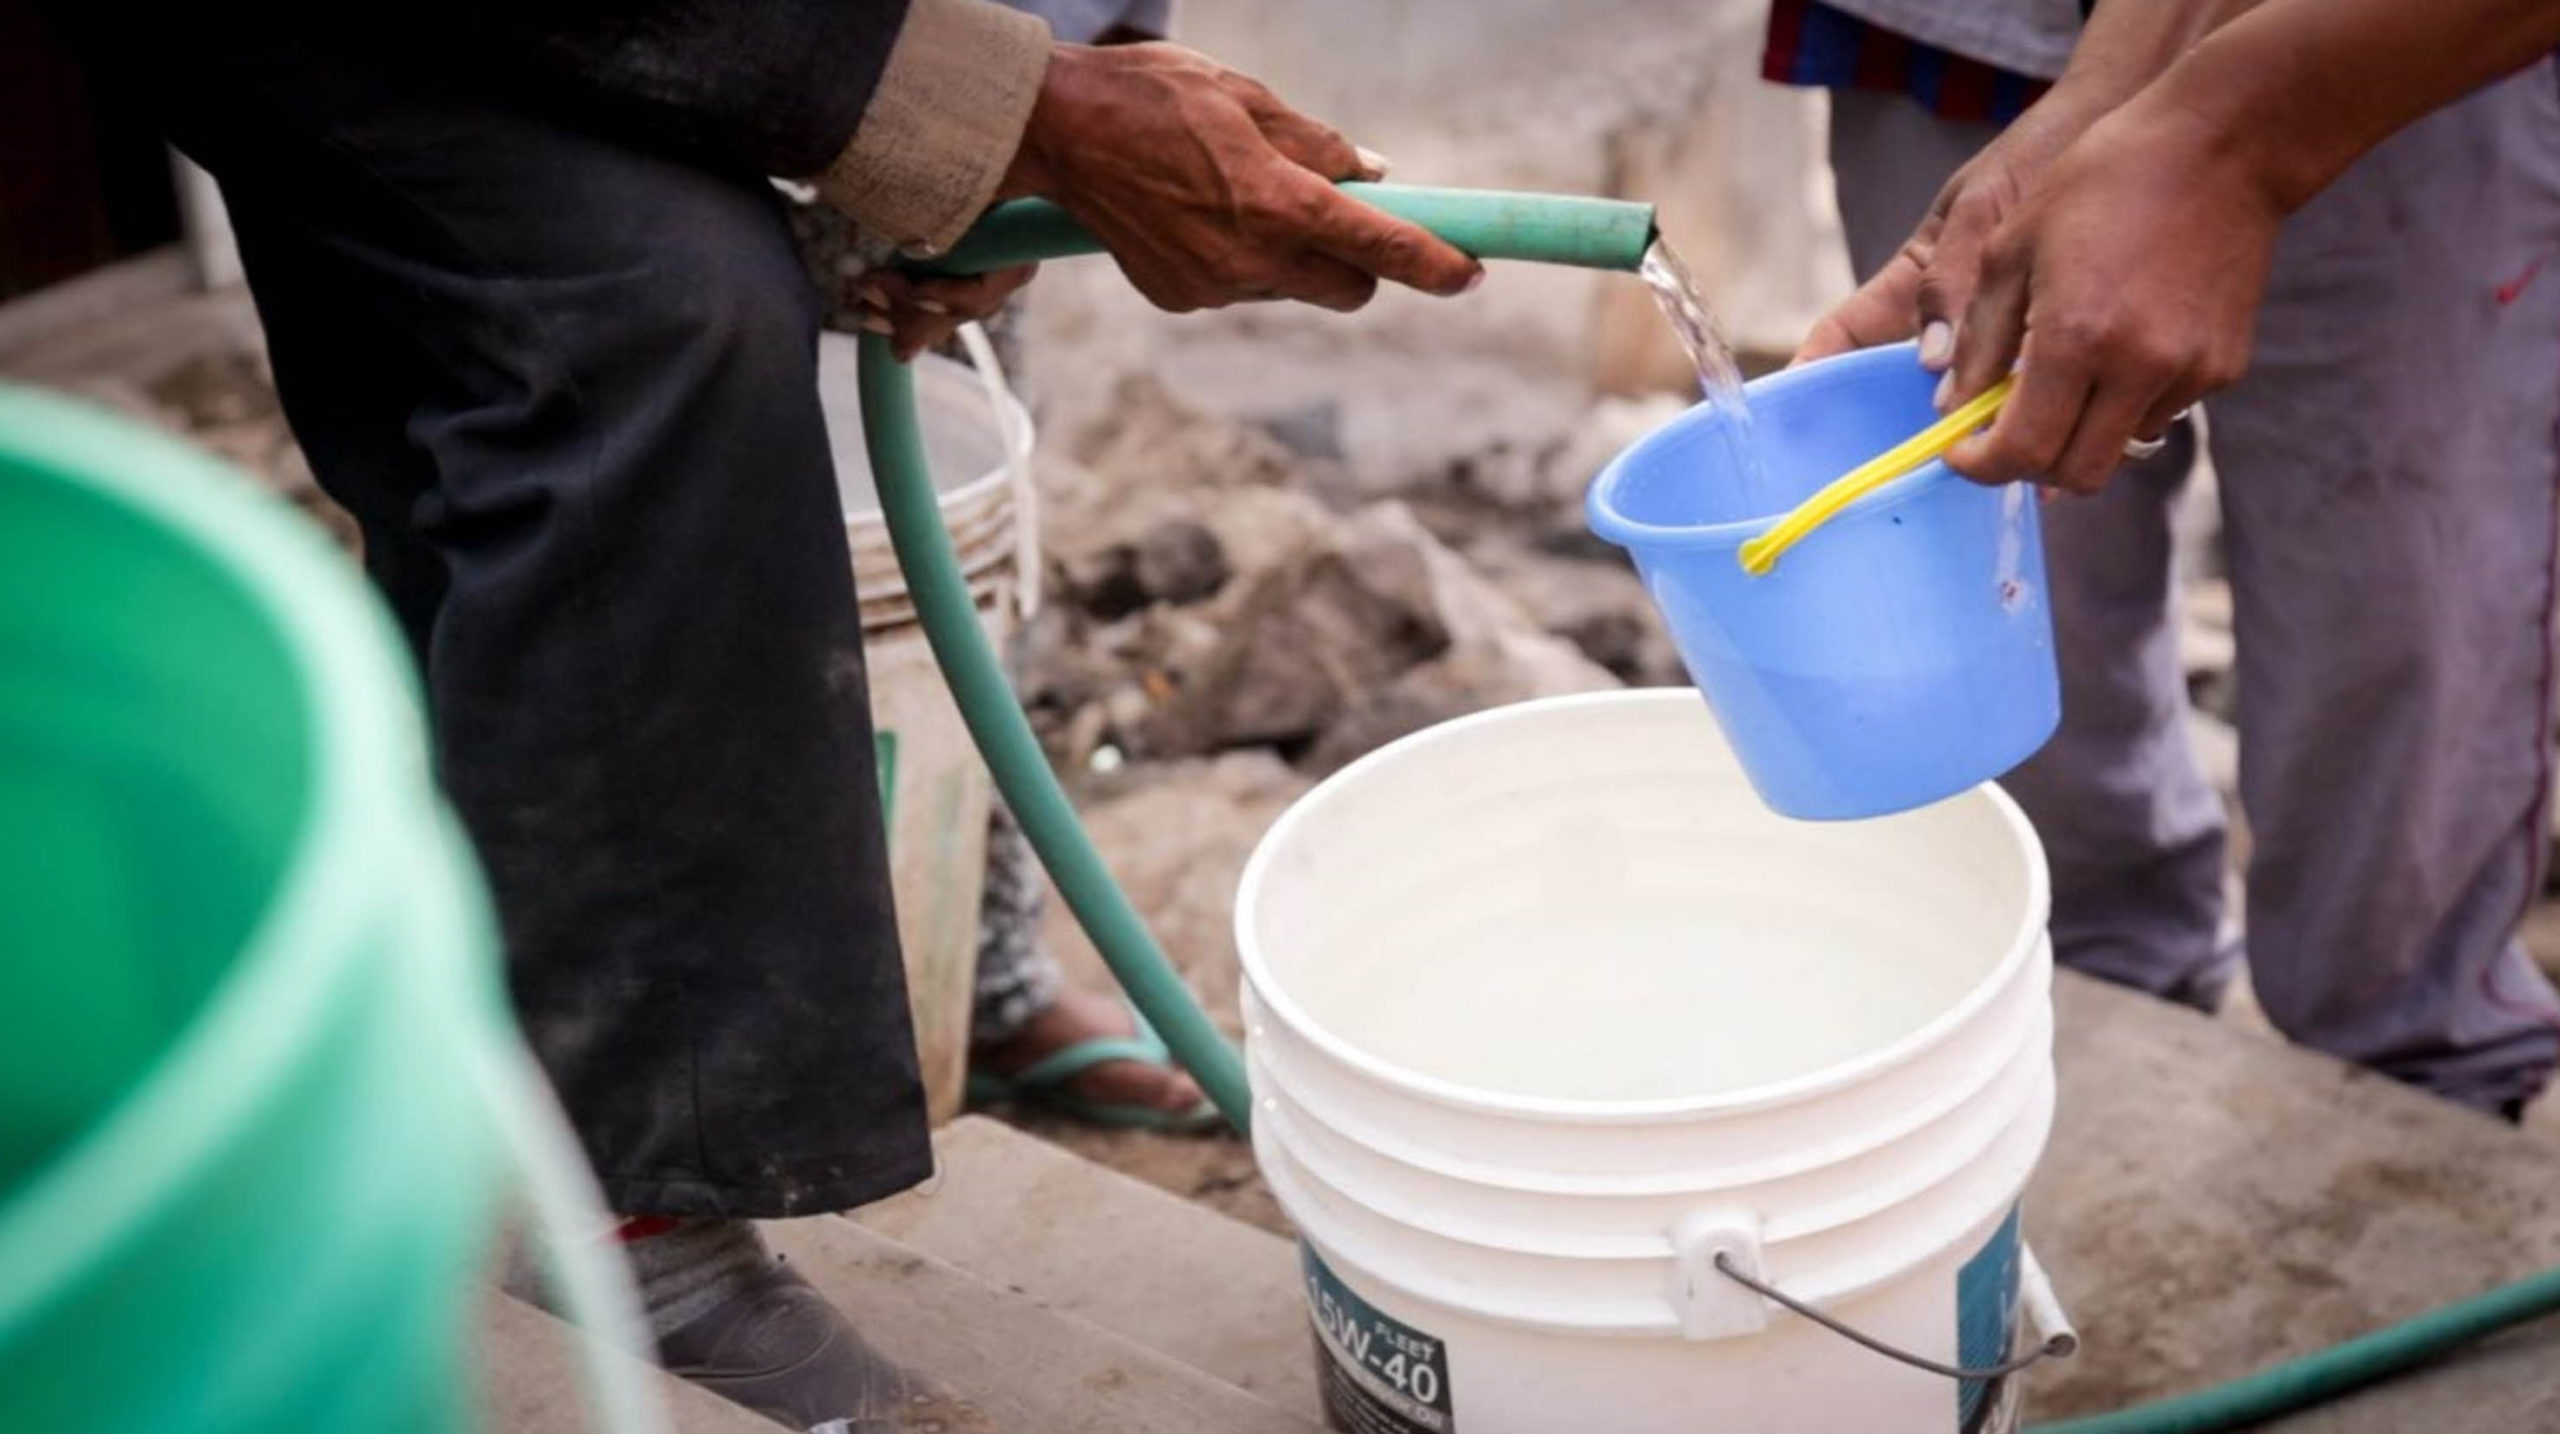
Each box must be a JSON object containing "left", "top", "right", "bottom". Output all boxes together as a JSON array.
[{"left": 811, "top": 0, "right": 1052, "bottom": 258}]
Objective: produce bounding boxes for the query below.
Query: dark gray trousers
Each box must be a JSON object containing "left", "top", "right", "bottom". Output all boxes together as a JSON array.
[{"left": 144, "top": 22, "right": 931, "bottom": 1214}]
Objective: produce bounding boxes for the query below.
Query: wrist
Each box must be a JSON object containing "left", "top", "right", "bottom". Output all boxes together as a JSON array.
[
  {"left": 2053, "top": 0, "right": 2235, "bottom": 115},
  {"left": 1990, "top": 72, "right": 2119, "bottom": 173},
  {"left": 815, "top": 0, "right": 1051, "bottom": 254},
  {"left": 2042, "top": 56, "right": 2153, "bottom": 126},
  {"left": 2091, "top": 78, "right": 2295, "bottom": 226},
  {"left": 999, "top": 43, "right": 1097, "bottom": 201},
  {"left": 2129, "top": 27, "right": 2342, "bottom": 217}
]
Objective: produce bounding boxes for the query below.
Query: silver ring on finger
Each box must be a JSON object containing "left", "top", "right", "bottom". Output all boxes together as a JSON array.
[{"left": 2122, "top": 404, "right": 2196, "bottom": 461}]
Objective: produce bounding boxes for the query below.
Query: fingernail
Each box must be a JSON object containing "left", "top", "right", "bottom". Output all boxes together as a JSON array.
[
  {"left": 856, "top": 281, "right": 889, "bottom": 308},
  {"left": 1355, "top": 145, "right": 1393, "bottom": 179},
  {"left": 1460, "top": 267, "right": 1486, "bottom": 295},
  {"left": 858, "top": 313, "right": 894, "bottom": 336},
  {"left": 1933, "top": 369, "right": 1955, "bottom": 412},
  {"left": 1919, "top": 320, "right": 1953, "bottom": 368},
  {"left": 914, "top": 298, "right": 950, "bottom": 315}
]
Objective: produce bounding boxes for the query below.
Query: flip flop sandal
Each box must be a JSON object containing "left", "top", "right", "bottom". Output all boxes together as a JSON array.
[{"left": 966, "top": 1005, "right": 1225, "bottom": 1133}]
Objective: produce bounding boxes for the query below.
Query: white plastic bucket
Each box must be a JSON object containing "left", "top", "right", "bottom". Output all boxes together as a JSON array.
[
  {"left": 818, "top": 329, "right": 1035, "bottom": 1124},
  {"left": 1235, "top": 689, "right": 2060, "bottom": 1434}
]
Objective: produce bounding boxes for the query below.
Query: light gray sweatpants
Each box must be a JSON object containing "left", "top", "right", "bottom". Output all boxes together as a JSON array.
[{"left": 1826, "top": 76, "right": 2560, "bottom": 1111}]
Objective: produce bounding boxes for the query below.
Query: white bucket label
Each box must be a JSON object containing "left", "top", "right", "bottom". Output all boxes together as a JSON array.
[
  {"left": 1302, "top": 1243, "right": 1455, "bottom": 1433},
  {"left": 1956, "top": 1204, "right": 2024, "bottom": 1433}
]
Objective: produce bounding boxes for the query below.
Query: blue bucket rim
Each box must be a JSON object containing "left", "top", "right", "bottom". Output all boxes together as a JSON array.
[{"left": 1586, "top": 341, "right": 1964, "bottom": 553}]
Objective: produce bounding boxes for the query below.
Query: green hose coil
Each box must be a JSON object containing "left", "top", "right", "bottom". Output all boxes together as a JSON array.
[
  {"left": 856, "top": 338, "right": 1253, "bottom": 1126},
  {"left": 865, "top": 183, "right": 1658, "bottom": 1136}
]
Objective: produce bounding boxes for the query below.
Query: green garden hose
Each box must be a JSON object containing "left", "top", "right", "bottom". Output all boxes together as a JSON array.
[
  {"left": 858, "top": 182, "right": 2560, "bottom": 1434},
  {"left": 2024, "top": 1258, "right": 2560, "bottom": 1433},
  {"left": 863, "top": 184, "right": 1657, "bottom": 1130},
  {"left": 858, "top": 336, "right": 1254, "bottom": 1123},
  {"left": 927, "top": 183, "right": 1660, "bottom": 278}
]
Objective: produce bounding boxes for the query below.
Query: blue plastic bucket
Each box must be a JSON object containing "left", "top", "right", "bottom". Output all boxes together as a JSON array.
[{"left": 1586, "top": 343, "right": 2059, "bottom": 820}]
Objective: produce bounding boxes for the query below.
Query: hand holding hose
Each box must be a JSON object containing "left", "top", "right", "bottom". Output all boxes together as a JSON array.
[
  {"left": 994, "top": 43, "right": 1484, "bottom": 313},
  {"left": 851, "top": 266, "right": 1041, "bottom": 363}
]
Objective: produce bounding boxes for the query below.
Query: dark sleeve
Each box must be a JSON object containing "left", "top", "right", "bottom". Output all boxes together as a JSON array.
[{"left": 497, "top": 0, "right": 914, "bottom": 176}]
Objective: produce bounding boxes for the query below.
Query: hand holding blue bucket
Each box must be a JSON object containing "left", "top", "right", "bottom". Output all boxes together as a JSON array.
[{"left": 1586, "top": 343, "right": 2060, "bottom": 820}]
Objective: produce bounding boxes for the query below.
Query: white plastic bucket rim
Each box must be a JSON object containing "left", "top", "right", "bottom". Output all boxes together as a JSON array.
[
  {"left": 1242, "top": 976, "right": 2051, "bottom": 1205},
  {"left": 818, "top": 327, "right": 1037, "bottom": 617},
  {"left": 1232, "top": 688, "right": 2052, "bottom": 1124}
]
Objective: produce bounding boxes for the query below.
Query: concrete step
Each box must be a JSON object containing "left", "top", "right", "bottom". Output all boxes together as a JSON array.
[
  {"left": 766, "top": 1215, "right": 1317, "bottom": 1434},
  {"left": 854, "top": 1116, "right": 1317, "bottom": 1417},
  {"left": 479, "top": 1214, "right": 1315, "bottom": 1434},
  {"left": 482, "top": 971, "right": 2560, "bottom": 1434},
  {"left": 474, "top": 1292, "right": 768, "bottom": 1434},
  {"left": 2029, "top": 973, "right": 2560, "bottom": 1430},
  {"left": 864, "top": 981, "right": 2560, "bottom": 1433},
  {"left": 476, "top": 1142, "right": 1317, "bottom": 1434}
]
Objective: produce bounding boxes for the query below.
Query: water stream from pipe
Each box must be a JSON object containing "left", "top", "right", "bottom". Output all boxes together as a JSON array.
[{"left": 1639, "top": 239, "right": 1774, "bottom": 518}]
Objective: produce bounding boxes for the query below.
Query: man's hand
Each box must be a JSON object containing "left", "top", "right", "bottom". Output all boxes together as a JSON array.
[
  {"left": 1795, "top": 0, "right": 2560, "bottom": 496},
  {"left": 998, "top": 43, "right": 1482, "bottom": 313},
  {"left": 1934, "top": 0, "right": 2560, "bottom": 494},
  {"left": 1940, "top": 102, "right": 2279, "bottom": 493},
  {"left": 1796, "top": 89, "right": 2112, "bottom": 370},
  {"left": 850, "top": 265, "right": 1039, "bottom": 362},
  {"left": 1794, "top": 0, "right": 2268, "bottom": 373}
]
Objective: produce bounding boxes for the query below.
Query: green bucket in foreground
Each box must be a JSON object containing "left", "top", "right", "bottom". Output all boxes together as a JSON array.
[{"left": 0, "top": 385, "right": 516, "bottom": 1431}]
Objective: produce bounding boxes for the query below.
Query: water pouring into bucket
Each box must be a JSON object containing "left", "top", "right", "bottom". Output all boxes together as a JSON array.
[
  {"left": 1636, "top": 239, "right": 1779, "bottom": 519},
  {"left": 1587, "top": 332, "right": 2061, "bottom": 821}
]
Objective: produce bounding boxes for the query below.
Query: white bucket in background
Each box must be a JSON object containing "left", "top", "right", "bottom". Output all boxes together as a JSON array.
[
  {"left": 1235, "top": 689, "right": 2058, "bottom": 1434},
  {"left": 818, "top": 330, "right": 1035, "bottom": 1124}
]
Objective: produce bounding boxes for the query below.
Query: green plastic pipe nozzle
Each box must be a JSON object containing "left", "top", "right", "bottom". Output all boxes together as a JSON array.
[{"left": 926, "top": 182, "right": 1658, "bottom": 276}]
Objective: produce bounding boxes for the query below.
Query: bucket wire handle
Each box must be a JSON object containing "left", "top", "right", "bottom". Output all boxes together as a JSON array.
[
  {"left": 1736, "top": 374, "right": 2014, "bottom": 578},
  {"left": 1711, "top": 1250, "right": 2078, "bottom": 1382},
  {"left": 954, "top": 321, "right": 1041, "bottom": 620}
]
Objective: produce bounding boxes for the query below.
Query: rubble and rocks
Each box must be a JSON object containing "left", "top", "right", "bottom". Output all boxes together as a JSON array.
[
  {"left": 1153, "top": 500, "right": 1455, "bottom": 755},
  {"left": 1059, "top": 517, "right": 1233, "bottom": 620},
  {"left": 1404, "top": 394, "right": 1694, "bottom": 688},
  {"left": 1017, "top": 371, "right": 1630, "bottom": 781}
]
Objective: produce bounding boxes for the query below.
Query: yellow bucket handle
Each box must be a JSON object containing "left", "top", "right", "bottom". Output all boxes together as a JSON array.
[{"left": 1737, "top": 376, "right": 2014, "bottom": 577}]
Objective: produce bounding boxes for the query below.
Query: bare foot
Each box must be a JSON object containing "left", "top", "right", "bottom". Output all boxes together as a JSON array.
[{"left": 972, "top": 985, "right": 1208, "bottom": 1117}]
